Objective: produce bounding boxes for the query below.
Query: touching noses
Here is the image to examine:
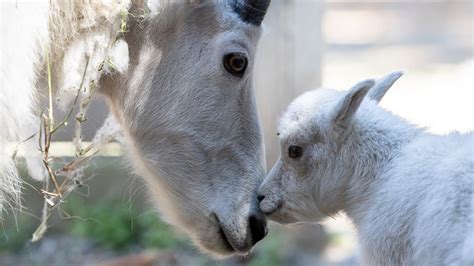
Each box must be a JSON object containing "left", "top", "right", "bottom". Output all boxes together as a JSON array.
[{"left": 257, "top": 185, "right": 282, "bottom": 216}]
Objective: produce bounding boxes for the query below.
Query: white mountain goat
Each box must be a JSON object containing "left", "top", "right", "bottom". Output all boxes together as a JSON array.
[
  {"left": 258, "top": 72, "right": 474, "bottom": 265},
  {"left": 1, "top": 0, "right": 271, "bottom": 256}
]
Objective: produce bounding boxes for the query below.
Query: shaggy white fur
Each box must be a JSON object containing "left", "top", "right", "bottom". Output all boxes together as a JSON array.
[
  {"left": 259, "top": 72, "right": 474, "bottom": 265},
  {"left": 53, "top": 0, "right": 131, "bottom": 110},
  {"left": 1, "top": 0, "right": 132, "bottom": 216},
  {"left": 0, "top": 1, "right": 48, "bottom": 216}
]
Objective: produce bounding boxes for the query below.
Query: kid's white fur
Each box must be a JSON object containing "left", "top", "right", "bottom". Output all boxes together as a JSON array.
[{"left": 259, "top": 72, "right": 474, "bottom": 265}]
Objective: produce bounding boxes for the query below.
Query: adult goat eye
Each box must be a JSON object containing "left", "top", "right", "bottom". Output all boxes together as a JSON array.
[
  {"left": 288, "top": 145, "right": 303, "bottom": 159},
  {"left": 223, "top": 53, "right": 248, "bottom": 77}
]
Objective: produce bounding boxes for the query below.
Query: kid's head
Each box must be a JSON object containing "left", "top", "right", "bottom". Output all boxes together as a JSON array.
[{"left": 257, "top": 72, "right": 402, "bottom": 224}]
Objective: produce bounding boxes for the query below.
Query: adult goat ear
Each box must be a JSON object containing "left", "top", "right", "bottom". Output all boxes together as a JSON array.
[
  {"left": 331, "top": 79, "right": 375, "bottom": 128},
  {"left": 368, "top": 71, "right": 403, "bottom": 103}
]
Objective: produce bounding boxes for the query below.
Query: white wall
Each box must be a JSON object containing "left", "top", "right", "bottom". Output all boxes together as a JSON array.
[{"left": 255, "top": 0, "right": 324, "bottom": 168}]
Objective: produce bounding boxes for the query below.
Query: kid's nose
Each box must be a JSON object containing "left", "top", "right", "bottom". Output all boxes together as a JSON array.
[{"left": 257, "top": 191, "right": 282, "bottom": 216}]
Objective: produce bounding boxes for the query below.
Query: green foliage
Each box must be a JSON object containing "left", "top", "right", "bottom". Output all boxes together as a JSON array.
[
  {"left": 1, "top": 194, "right": 287, "bottom": 266},
  {"left": 64, "top": 199, "right": 186, "bottom": 250},
  {"left": 0, "top": 213, "right": 36, "bottom": 252},
  {"left": 66, "top": 200, "right": 135, "bottom": 249},
  {"left": 248, "top": 230, "right": 284, "bottom": 266},
  {"left": 135, "top": 212, "right": 186, "bottom": 249}
]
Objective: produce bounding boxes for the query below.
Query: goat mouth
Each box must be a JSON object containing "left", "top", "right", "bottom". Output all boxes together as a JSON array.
[
  {"left": 218, "top": 226, "right": 235, "bottom": 253},
  {"left": 263, "top": 202, "right": 282, "bottom": 216},
  {"left": 210, "top": 212, "right": 236, "bottom": 253},
  {"left": 212, "top": 213, "right": 252, "bottom": 254}
]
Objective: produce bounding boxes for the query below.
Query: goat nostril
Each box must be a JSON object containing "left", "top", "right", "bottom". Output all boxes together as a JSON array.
[
  {"left": 249, "top": 215, "right": 267, "bottom": 245},
  {"left": 257, "top": 195, "right": 265, "bottom": 202}
]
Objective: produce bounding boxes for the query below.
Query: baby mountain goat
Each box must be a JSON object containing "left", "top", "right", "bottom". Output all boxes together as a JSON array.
[{"left": 258, "top": 72, "right": 474, "bottom": 265}]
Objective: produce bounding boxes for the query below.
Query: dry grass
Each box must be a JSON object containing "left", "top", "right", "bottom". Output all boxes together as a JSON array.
[{"left": 27, "top": 1, "right": 139, "bottom": 242}]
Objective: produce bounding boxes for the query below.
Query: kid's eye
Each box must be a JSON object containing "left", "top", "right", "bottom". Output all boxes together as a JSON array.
[{"left": 288, "top": 145, "right": 303, "bottom": 159}]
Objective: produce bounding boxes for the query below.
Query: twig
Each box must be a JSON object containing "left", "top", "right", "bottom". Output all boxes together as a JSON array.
[
  {"left": 40, "top": 189, "right": 59, "bottom": 197},
  {"left": 51, "top": 56, "right": 90, "bottom": 134},
  {"left": 32, "top": 160, "right": 51, "bottom": 243},
  {"left": 41, "top": 114, "right": 62, "bottom": 197},
  {"left": 46, "top": 49, "right": 54, "bottom": 130},
  {"left": 11, "top": 133, "right": 37, "bottom": 160},
  {"left": 29, "top": 5, "right": 133, "bottom": 243}
]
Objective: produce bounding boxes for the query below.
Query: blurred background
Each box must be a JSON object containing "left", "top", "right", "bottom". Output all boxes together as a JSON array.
[{"left": 1, "top": 0, "right": 473, "bottom": 265}]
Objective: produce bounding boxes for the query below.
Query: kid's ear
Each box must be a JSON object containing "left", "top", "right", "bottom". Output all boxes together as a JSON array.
[
  {"left": 368, "top": 71, "right": 403, "bottom": 103},
  {"left": 331, "top": 79, "right": 375, "bottom": 128}
]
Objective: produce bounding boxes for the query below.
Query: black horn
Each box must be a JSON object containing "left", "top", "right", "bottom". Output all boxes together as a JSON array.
[{"left": 233, "top": 0, "right": 271, "bottom": 26}]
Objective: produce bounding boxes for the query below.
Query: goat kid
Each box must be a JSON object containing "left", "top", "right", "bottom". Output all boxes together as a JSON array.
[{"left": 258, "top": 72, "right": 474, "bottom": 265}]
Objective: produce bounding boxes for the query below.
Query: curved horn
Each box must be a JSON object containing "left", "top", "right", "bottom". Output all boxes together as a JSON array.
[{"left": 233, "top": 0, "right": 271, "bottom": 26}]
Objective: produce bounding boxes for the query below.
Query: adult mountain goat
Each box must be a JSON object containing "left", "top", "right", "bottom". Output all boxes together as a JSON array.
[
  {"left": 258, "top": 72, "right": 474, "bottom": 265},
  {"left": 1, "top": 0, "right": 271, "bottom": 256}
]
